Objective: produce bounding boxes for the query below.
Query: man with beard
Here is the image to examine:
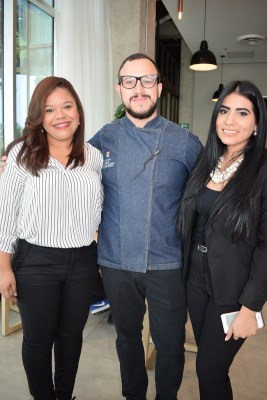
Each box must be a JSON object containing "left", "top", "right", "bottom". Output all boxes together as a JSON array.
[{"left": 92, "top": 53, "right": 202, "bottom": 400}]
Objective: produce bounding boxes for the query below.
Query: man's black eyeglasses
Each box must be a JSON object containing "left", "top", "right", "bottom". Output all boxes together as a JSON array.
[{"left": 118, "top": 75, "right": 160, "bottom": 89}]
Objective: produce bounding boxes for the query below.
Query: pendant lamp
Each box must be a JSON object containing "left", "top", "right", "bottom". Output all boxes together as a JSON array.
[
  {"left": 189, "top": 0, "right": 217, "bottom": 71},
  {"left": 178, "top": 0, "right": 183, "bottom": 20},
  {"left": 212, "top": 55, "right": 225, "bottom": 102}
]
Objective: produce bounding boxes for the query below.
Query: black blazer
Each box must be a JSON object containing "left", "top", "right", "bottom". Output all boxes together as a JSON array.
[{"left": 182, "top": 160, "right": 267, "bottom": 311}]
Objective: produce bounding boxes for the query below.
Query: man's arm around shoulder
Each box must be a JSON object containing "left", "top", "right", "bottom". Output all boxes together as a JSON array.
[{"left": 0, "top": 155, "right": 7, "bottom": 174}]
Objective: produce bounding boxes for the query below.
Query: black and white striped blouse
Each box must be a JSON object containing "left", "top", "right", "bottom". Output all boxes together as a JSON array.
[{"left": 0, "top": 142, "right": 103, "bottom": 252}]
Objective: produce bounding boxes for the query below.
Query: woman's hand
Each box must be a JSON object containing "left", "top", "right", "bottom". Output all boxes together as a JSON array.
[
  {"left": 225, "top": 306, "right": 258, "bottom": 341},
  {"left": 0, "top": 251, "right": 17, "bottom": 301},
  {"left": 0, "top": 269, "right": 17, "bottom": 301}
]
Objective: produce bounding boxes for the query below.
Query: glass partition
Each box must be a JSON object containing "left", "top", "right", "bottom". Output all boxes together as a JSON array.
[
  {"left": 16, "top": 0, "right": 54, "bottom": 136},
  {"left": 0, "top": 0, "right": 3, "bottom": 155}
]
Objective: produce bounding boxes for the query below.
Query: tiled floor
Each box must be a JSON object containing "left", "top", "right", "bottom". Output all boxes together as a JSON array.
[{"left": 0, "top": 302, "right": 267, "bottom": 399}]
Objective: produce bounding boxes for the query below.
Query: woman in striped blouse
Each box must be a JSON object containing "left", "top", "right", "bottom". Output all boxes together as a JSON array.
[{"left": 0, "top": 77, "right": 103, "bottom": 400}]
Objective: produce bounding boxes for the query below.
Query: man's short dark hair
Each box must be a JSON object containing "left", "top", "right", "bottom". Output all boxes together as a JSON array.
[{"left": 118, "top": 53, "right": 160, "bottom": 78}]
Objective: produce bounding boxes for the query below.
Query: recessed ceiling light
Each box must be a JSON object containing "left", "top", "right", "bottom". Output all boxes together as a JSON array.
[{"left": 237, "top": 34, "right": 266, "bottom": 46}]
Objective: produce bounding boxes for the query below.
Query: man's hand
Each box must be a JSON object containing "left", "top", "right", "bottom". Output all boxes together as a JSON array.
[{"left": 0, "top": 155, "right": 7, "bottom": 174}]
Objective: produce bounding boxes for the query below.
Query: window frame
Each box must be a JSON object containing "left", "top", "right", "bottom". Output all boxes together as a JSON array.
[{"left": 3, "top": 0, "right": 54, "bottom": 151}]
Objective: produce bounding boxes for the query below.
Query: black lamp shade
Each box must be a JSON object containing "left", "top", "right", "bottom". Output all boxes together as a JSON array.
[
  {"left": 212, "top": 83, "right": 224, "bottom": 102},
  {"left": 190, "top": 40, "right": 217, "bottom": 71}
]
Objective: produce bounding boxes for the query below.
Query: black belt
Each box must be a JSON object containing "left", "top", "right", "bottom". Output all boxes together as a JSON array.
[{"left": 193, "top": 243, "right": 208, "bottom": 253}]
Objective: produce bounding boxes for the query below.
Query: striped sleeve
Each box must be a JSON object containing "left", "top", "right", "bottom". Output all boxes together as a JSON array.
[{"left": 0, "top": 145, "right": 27, "bottom": 253}]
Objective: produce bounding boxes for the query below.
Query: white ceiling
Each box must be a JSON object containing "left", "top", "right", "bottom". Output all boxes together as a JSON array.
[{"left": 162, "top": 0, "right": 267, "bottom": 65}]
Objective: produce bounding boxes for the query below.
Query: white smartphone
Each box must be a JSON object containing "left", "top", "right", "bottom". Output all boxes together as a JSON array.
[{"left": 221, "top": 310, "right": 265, "bottom": 334}]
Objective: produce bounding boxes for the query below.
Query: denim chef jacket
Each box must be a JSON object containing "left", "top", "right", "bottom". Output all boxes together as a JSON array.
[{"left": 90, "top": 114, "right": 202, "bottom": 273}]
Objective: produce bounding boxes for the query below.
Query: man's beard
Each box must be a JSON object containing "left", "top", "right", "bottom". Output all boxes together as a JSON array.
[{"left": 125, "top": 95, "right": 158, "bottom": 120}]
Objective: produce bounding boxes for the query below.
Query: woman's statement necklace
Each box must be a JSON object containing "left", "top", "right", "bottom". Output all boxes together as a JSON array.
[{"left": 210, "top": 156, "right": 244, "bottom": 184}]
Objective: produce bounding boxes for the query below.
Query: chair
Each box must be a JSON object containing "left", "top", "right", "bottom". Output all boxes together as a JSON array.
[
  {"left": 142, "top": 307, "right": 197, "bottom": 369},
  {"left": 1, "top": 296, "right": 22, "bottom": 336},
  {"left": 142, "top": 307, "right": 155, "bottom": 369}
]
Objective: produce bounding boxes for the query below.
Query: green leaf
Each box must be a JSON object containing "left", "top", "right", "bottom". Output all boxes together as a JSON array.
[{"left": 113, "top": 104, "right": 126, "bottom": 120}]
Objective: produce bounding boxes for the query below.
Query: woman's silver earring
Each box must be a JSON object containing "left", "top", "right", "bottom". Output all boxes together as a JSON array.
[{"left": 253, "top": 129, "right": 258, "bottom": 136}]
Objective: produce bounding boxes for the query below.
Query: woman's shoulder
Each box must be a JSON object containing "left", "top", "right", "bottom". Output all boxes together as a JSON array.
[
  {"left": 7, "top": 141, "right": 24, "bottom": 159},
  {"left": 260, "top": 150, "right": 267, "bottom": 172},
  {"left": 257, "top": 151, "right": 267, "bottom": 187},
  {"left": 84, "top": 142, "right": 103, "bottom": 163},
  {"left": 84, "top": 141, "right": 101, "bottom": 153}
]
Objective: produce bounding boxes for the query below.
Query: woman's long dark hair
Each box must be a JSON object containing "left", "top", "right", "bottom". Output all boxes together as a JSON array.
[
  {"left": 179, "top": 80, "right": 267, "bottom": 241},
  {"left": 5, "top": 76, "right": 85, "bottom": 176}
]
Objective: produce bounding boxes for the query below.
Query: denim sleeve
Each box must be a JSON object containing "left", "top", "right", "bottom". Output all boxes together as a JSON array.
[
  {"left": 184, "top": 131, "right": 203, "bottom": 173},
  {"left": 89, "top": 130, "right": 102, "bottom": 150}
]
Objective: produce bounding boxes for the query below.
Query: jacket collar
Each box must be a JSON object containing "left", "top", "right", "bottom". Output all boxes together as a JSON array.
[{"left": 123, "top": 112, "right": 163, "bottom": 130}]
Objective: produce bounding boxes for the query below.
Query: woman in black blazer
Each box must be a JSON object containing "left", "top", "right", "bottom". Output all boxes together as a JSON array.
[{"left": 179, "top": 80, "right": 267, "bottom": 400}]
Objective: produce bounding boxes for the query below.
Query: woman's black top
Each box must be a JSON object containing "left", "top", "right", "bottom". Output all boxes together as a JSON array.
[{"left": 192, "top": 187, "right": 221, "bottom": 245}]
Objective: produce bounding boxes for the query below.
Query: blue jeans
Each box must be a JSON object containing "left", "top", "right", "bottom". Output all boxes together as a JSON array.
[
  {"left": 101, "top": 267, "right": 187, "bottom": 400},
  {"left": 12, "top": 239, "right": 98, "bottom": 400}
]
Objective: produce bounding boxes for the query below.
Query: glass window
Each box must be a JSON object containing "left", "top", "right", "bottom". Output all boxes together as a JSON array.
[
  {"left": 0, "top": 0, "right": 3, "bottom": 155},
  {"left": 16, "top": 0, "right": 54, "bottom": 137}
]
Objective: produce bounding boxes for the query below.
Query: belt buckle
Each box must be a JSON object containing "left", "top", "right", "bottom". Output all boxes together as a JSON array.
[{"left": 197, "top": 244, "right": 207, "bottom": 253}]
